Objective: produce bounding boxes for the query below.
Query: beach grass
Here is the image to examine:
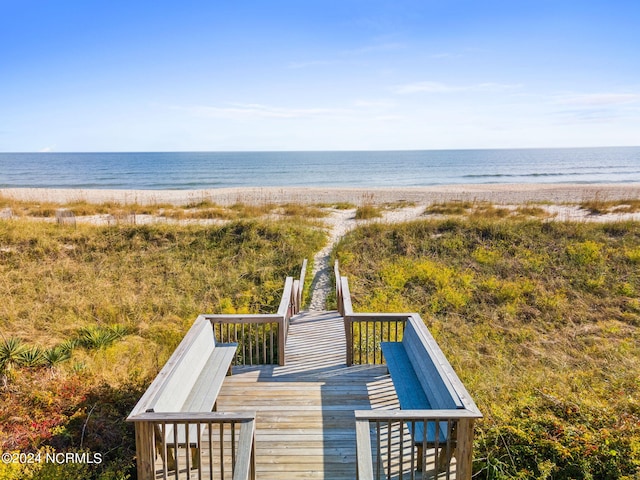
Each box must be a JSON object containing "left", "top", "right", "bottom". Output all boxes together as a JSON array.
[
  {"left": 333, "top": 217, "right": 640, "bottom": 479},
  {"left": 0, "top": 216, "right": 326, "bottom": 479},
  {"left": 580, "top": 198, "right": 640, "bottom": 215},
  {"left": 0, "top": 195, "right": 331, "bottom": 223},
  {"left": 3, "top": 191, "right": 640, "bottom": 479},
  {"left": 354, "top": 204, "right": 383, "bottom": 219}
]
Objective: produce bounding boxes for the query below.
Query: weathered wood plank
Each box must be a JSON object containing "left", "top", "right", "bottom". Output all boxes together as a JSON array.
[{"left": 214, "top": 310, "right": 392, "bottom": 479}]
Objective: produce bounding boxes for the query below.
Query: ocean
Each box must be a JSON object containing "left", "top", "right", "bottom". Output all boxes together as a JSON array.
[{"left": 1, "top": 147, "right": 639, "bottom": 190}]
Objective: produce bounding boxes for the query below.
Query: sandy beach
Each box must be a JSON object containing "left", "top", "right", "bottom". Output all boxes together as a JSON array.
[{"left": 2, "top": 183, "right": 640, "bottom": 206}]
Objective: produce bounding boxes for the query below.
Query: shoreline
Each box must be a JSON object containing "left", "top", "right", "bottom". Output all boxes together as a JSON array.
[{"left": 2, "top": 183, "right": 640, "bottom": 206}]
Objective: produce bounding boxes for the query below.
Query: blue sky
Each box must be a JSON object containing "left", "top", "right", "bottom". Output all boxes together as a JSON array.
[{"left": 1, "top": 0, "right": 639, "bottom": 152}]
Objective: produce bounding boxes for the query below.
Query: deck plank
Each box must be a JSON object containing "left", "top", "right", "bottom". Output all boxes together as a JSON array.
[{"left": 215, "top": 310, "right": 395, "bottom": 479}]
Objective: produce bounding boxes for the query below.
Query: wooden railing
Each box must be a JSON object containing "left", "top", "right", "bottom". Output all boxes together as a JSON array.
[
  {"left": 335, "top": 262, "right": 482, "bottom": 480},
  {"left": 355, "top": 410, "right": 480, "bottom": 480},
  {"left": 131, "top": 412, "right": 256, "bottom": 480},
  {"left": 206, "top": 260, "right": 307, "bottom": 366},
  {"left": 336, "top": 261, "right": 407, "bottom": 366},
  {"left": 129, "top": 261, "right": 307, "bottom": 479}
]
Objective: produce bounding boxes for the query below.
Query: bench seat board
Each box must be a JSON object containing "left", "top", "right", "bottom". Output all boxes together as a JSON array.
[
  {"left": 155, "top": 344, "right": 238, "bottom": 445},
  {"left": 403, "top": 323, "right": 463, "bottom": 410},
  {"left": 146, "top": 319, "right": 216, "bottom": 414},
  {"left": 183, "top": 343, "right": 238, "bottom": 412},
  {"left": 381, "top": 342, "right": 431, "bottom": 410},
  {"left": 381, "top": 342, "right": 447, "bottom": 444}
]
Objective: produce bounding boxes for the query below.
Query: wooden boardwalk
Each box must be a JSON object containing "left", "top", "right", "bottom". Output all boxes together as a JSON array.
[{"left": 216, "top": 310, "right": 398, "bottom": 480}]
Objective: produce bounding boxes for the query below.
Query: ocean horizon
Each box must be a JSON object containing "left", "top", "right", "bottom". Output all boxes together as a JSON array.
[{"left": 1, "top": 146, "right": 639, "bottom": 190}]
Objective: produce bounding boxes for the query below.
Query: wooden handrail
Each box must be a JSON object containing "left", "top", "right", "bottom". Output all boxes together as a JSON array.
[
  {"left": 130, "top": 411, "right": 257, "bottom": 422},
  {"left": 278, "top": 276, "right": 294, "bottom": 317},
  {"left": 355, "top": 409, "right": 483, "bottom": 421},
  {"left": 205, "top": 314, "right": 283, "bottom": 323}
]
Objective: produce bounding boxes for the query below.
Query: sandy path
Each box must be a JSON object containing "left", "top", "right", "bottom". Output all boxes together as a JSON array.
[{"left": 307, "top": 205, "right": 425, "bottom": 310}]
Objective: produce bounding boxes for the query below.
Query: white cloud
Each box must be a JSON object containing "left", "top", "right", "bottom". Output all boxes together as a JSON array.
[
  {"left": 38, "top": 145, "right": 55, "bottom": 152},
  {"left": 392, "top": 81, "right": 522, "bottom": 95}
]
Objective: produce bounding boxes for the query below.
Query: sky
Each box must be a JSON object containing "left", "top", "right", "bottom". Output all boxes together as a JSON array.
[{"left": 1, "top": 0, "right": 639, "bottom": 152}]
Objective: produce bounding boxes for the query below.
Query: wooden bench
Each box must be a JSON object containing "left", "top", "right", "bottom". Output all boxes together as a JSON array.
[
  {"left": 381, "top": 319, "right": 464, "bottom": 470},
  {"left": 142, "top": 318, "right": 237, "bottom": 470}
]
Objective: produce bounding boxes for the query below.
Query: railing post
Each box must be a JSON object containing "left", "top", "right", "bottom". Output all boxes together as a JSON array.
[
  {"left": 355, "top": 418, "right": 373, "bottom": 480},
  {"left": 334, "top": 261, "right": 343, "bottom": 315},
  {"left": 278, "top": 317, "right": 286, "bottom": 366},
  {"left": 456, "top": 418, "right": 475, "bottom": 480},
  {"left": 298, "top": 259, "right": 307, "bottom": 311},
  {"left": 134, "top": 421, "right": 155, "bottom": 480},
  {"left": 344, "top": 316, "right": 353, "bottom": 366},
  {"left": 292, "top": 279, "right": 300, "bottom": 314}
]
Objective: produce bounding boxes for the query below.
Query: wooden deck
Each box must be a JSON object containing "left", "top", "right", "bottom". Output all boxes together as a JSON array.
[
  {"left": 216, "top": 310, "right": 397, "bottom": 480},
  {"left": 133, "top": 263, "right": 477, "bottom": 480}
]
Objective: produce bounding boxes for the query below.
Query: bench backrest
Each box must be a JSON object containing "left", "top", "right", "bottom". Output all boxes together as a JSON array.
[
  {"left": 402, "top": 320, "right": 463, "bottom": 409},
  {"left": 145, "top": 318, "right": 216, "bottom": 413}
]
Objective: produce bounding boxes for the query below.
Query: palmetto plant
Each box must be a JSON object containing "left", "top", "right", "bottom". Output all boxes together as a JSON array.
[
  {"left": 43, "top": 346, "right": 72, "bottom": 367},
  {"left": 58, "top": 338, "right": 79, "bottom": 354},
  {"left": 0, "top": 337, "right": 26, "bottom": 371},
  {"left": 78, "top": 326, "right": 119, "bottom": 349},
  {"left": 16, "top": 346, "right": 45, "bottom": 367}
]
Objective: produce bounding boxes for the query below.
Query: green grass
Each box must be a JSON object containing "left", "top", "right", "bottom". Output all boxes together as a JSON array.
[
  {"left": 334, "top": 218, "right": 640, "bottom": 480},
  {"left": 383, "top": 200, "right": 417, "bottom": 210},
  {"left": 424, "top": 201, "right": 553, "bottom": 220},
  {"left": 355, "top": 204, "right": 383, "bottom": 220},
  {"left": 327, "top": 201, "right": 357, "bottom": 210},
  {"left": 424, "top": 200, "right": 474, "bottom": 215}
]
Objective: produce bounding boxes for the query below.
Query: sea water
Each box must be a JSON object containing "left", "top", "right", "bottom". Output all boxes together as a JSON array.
[{"left": 1, "top": 147, "right": 639, "bottom": 189}]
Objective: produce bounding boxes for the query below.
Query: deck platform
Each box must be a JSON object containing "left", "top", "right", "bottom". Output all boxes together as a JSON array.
[
  {"left": 216, "top": 310, "right": 397, "bottom": 479},
  {"left": 147, "top": 310, "right": 459, "bottom": 479}
]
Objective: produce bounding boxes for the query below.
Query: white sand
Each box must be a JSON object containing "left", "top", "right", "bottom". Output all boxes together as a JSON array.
[{"left": 2, "top": 183, "right": 640, "bottom": 206}]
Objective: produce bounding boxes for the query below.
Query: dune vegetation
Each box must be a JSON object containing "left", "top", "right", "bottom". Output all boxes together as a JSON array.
[
  {"left": 333, "top": 217, "right": 640, "bottom": 480},
  {"left": 0, "top": 214, "right": 325, "bottom": 479},
  {"left": 3, "top": 194, "right": 640, "bottom": 480}
]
